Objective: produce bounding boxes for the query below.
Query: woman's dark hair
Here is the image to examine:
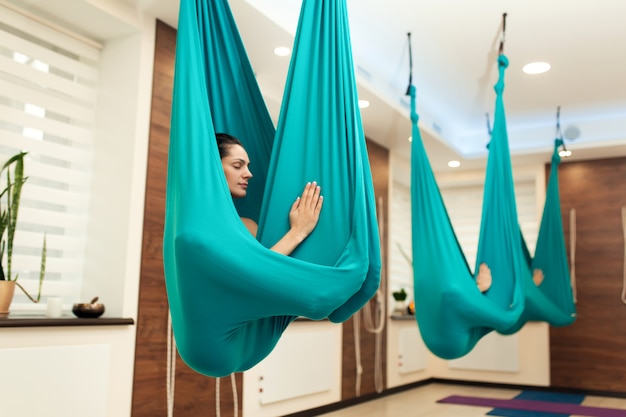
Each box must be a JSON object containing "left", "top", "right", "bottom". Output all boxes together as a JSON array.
[{"left": 216, "top": 133, "right": 244, "bottom": 159}]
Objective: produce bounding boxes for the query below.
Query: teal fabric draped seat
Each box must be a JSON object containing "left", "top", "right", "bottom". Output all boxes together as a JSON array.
[
  {"left": 163, "top": 0, "right": 381, "bottom": 377},
  {"left": 409, "top": 55, "right": 526, "bottom": 359},
  {"left": 502, "top": 140, "right": 576, "bottom": 334},
  {"left": 409, "top": 54, "right": 575, "bottom": 359}
]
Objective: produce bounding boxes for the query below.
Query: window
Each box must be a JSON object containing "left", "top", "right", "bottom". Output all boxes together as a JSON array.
[
  {"left": 440, "top": 179, "right": 538, "bottom": 268},
  {"left": 0, "top": 5, "right": 100, "bottom": 313}
]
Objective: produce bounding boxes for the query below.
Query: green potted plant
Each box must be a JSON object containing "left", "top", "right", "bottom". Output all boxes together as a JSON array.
[
  {"left": 392, "top": 288, "right": 407, "bottom": 302},
  {"left": 0, "top": 151, "right": 46, "bottom": 318},
  {"left": 391, "top": 288, "right": 407, "bottom": 315}
]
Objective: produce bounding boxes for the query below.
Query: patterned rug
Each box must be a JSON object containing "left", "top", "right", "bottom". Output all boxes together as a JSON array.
[
  {"left": 487, "top": 390, "right": 584, "bottom": 417},
  {"left": 437, "top": 391, "right": 626, "bottom": 417}
]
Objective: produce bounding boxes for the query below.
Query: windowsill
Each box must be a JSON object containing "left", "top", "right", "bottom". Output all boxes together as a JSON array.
[
  {"left": 390, "top": 314, "right": 415, "bottom": 321},
  {"left": 0, "top": 315, "right": 135, "bottom": 328},
  {"left": 294, "top": 316, "right": 330, "bottom": 322}
]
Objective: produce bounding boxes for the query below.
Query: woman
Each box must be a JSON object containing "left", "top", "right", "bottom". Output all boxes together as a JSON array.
[{"left": 217, "top": 133, "right": 323, "bottom": 256}]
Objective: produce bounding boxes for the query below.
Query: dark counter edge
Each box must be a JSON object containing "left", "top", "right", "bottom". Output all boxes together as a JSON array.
[
  {"left": 2, "top": 316, "right": 322, "bottom": 328},
  {"left": 390, "top": 314, "right": 415, "bottom": 320},
  {"left": 0, "top": 317, "right": 135, "bottom": 328}
]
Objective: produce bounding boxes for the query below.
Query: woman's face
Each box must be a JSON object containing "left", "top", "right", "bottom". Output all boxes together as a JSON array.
[{"left": 221, "top": 144, "right": 252, "bottom": 198}]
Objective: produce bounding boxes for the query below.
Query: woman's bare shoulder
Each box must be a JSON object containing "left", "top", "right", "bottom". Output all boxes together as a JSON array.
[{"left": 241, "top": 217, "right": 258, "bottom": 237}]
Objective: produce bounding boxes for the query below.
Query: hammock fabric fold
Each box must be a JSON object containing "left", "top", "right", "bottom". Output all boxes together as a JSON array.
[
  {"left": 163, "top": 0, "right": 380, "bottom": 377},
  {"left": 410, "top": 54, "right": 575, "bottom": 359}
]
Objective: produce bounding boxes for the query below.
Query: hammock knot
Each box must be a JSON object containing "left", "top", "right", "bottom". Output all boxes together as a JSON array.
[
  {"left": 408, "top": 85, "right": 420, "bottom": 123},
  {"left": 494, "top": 55, "right": 509, "bottom": 94},
  {"left": 407, "top": 84, "right": 416, "bottom": 98},
  {"left": 498, "top": 54, "right": 509, "bottom": 69},
  {"left": 552, "top": 143, "right": 562, "bottom": 165}
]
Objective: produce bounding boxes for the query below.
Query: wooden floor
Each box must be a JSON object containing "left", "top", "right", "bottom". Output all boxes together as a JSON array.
[{"left": 316, "top": 383, "right": 626, "bottom": 417}]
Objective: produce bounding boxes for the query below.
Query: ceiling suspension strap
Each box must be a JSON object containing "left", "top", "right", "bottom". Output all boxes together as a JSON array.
[
  {"left": 556, "top": 106, "right": 563, "bottom": 139},
  {"left": 406, "top": 32, "right": 413, "bottom": 95},
  {"left": 570, "top": 208, "right": 577, "bottom": 303},
  {"left": 555, "top": 106, "right": 570, "bottom": 155},
  {"left": 498, "top": 12, "right": 508, "bottom": 55}
]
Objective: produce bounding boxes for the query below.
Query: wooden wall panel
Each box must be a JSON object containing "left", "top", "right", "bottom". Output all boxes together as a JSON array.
[
  {"left": 341, "top": 141, "right": 389, "bottom": 400},
  {"left": 550, "top": 156, "right": 626, "bottom": 393},
  {"left": 131, "top": 20, "right": 242, "bottom": 417}
]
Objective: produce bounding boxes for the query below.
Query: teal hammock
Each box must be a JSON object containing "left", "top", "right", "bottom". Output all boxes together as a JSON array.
[
  {"left": 163, "top": 0, "right": 381, "bottom": 377},
  {"left": 409, "top": 54, "right": 575, "bottom": 359},
  {"left": 504, "top": 139, "right": 576, "bottom": 334}
]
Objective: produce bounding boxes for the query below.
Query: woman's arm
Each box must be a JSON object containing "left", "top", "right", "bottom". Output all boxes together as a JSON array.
[{"left": 241, "top": 182, "right": 323, "bottom": 255}]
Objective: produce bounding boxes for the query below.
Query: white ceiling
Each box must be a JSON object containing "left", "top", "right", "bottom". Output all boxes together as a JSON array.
[{"left": 13, "top": 0, "right": 626, "bottom": 171}]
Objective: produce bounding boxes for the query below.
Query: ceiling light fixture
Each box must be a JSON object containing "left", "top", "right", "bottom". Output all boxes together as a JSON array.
[
  {"left": 522, "top": 62, "right": 551, "bottom": 75},
  {"left": 448, "top": 160, "right": 461, "bottom": 168},
  {"left": 273, "top": 46, "right": 290, "bottom": 57},
  {"left": 408, "top": 136, "right": 412, "bottom": 142},
  {"left": 558, "top": 149, "right": 572, "bottom": 157},
  {"left": 358, "top": 100, "right": 370, "bottom": 108}
]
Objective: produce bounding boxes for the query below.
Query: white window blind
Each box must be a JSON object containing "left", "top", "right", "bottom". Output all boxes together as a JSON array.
[
  {"left": 389, "top": 177, "right": 539, "bottom": 297},
  {"left": 389, "top": 182, "right": 413, "bottom": 297},
  {"left": 440, "top": 180, "right": 538, "bottom": 269},
  {"left": 0, "top": 5, "right": 100, "bottom": 312}
]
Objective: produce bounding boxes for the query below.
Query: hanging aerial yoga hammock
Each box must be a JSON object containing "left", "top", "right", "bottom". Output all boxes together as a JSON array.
[
  {"left": 409, "top": 30, "right": 576, "bottom": 357},
  {"left": 502, "top": 138, "right": 577, "bottom": 334},
  {"left": 409, "top": 52, "right": 526, "bottom": 360},
  {"left": 163, "top": 0, "right": 381, "bottom": 377}
]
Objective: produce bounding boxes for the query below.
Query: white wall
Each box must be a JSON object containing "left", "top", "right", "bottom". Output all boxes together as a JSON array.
[
  {"left": 243, "top": 321, "right": 343, "bottom": 417},
  {"left": 387, "top": 319, "right": 550, "bottom": 389},
  {"left": 83, "top": 7, "right": 155, "bottom": 319},
  {"left": 386, "top": 319, "right": 433, "bottom": 388},
  {"left": 433, "top": 321, "right": 550, "bottom": 385},
  {"left": 0, "top": 326, "right": 138, "bottom": 417},
  {"left": 0, "top": 2, "right": 156, "bottom": 417}
]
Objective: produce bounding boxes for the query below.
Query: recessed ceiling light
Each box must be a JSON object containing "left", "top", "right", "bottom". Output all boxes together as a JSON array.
[
  {"left": 448, "top": 160, "right": 461, "bottom": 168},
  {"left": 358, "top": 100, "right": 370, "bottom": 108},
  {"left": 408, "top": 136, "right": 412, "bottom": 142},
  {"left": 274, "top": 46, "right": 290, "bottom": 57},
  {"left": 522, "top": 62, "right": 551, "bottom": 75}
]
